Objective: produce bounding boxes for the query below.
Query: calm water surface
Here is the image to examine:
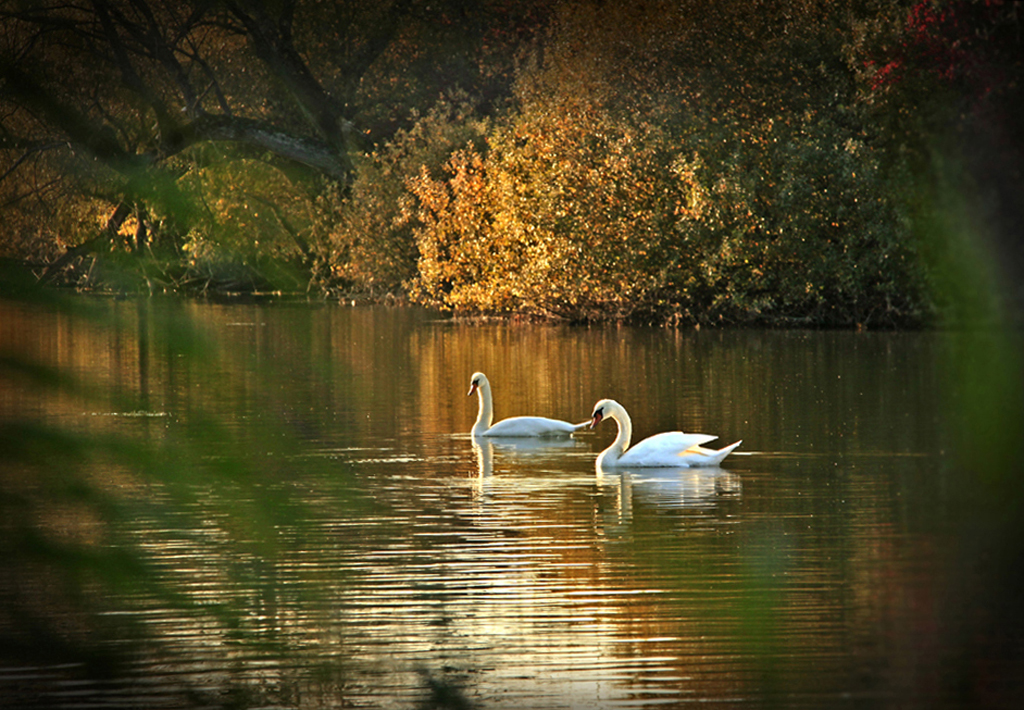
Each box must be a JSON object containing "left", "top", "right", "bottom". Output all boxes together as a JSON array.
[{"left": 0, "top": 300, "right": 1017, "bottom": 709}]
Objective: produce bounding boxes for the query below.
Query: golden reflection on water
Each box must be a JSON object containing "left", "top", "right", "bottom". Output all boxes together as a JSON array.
[{"left": 1, "top": 299, "right": 993, "bottom": 708}]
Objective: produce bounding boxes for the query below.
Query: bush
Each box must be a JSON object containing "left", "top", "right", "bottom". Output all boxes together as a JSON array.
[
  {"left": 314, "top": 95, "right": 489, "bottom": 298},
  {"left": 403, "top": 0, "right": 930, "bottom": 326}
]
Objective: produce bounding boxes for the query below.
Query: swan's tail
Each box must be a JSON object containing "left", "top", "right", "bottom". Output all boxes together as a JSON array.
[
  {"left": 570, "top": 420, "right": 592, "bottom": 432},
  {"left": 682, "top": 440, "right": 742, "bottom": 467}
]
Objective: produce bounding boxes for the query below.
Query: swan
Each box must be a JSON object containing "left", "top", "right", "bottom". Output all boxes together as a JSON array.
[
  {"left": 589, "top": 398, "right": 741, "bottom": 468},
  {"left": 469, "top": 372, "right": 588, "bottom": 437}
]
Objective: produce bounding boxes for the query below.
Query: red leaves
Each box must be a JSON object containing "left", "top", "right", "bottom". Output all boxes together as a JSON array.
[{"left": 869, "top": 0, "right": 1014, "bottom": 94}]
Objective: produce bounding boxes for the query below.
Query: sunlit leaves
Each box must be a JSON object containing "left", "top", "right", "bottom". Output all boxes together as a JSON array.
[
  {"left": 315, "top": 94, "right": 490, "bottom": 297},
  {"left": 3, "top": 0, "right": 990, "bottom": 323},
  {"left": 397, "top": 0, "right": 931, "bottom": 326}
]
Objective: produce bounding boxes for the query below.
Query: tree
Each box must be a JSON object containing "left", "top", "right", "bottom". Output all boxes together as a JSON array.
[
  {"left": 852, "top": 0, "right": 1024, "bottom": 324},
  {"left": 0, "top": 0, "right": 548, "bottom": 293},
  {"left": 407, "top": 0, "right": 933, "bottom": 326}
]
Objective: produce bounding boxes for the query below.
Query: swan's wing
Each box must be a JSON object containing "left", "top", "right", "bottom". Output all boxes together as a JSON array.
[
  {"left": 676, "top": 440, "right": 743, "bottom": 468},
  {"left": 484, "top": 416, "right": 579, "bottom": 437},
  {"left": 618, "top": 431, "right": 718, "bottom": 466}
]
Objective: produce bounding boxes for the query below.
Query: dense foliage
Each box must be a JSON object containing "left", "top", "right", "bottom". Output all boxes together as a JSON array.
[
  {"left": 407, "top": 1, "right": 927, "bottom": 326},
  {"left": 2, "top": 0, "right": 1021, "bottom": 326}
]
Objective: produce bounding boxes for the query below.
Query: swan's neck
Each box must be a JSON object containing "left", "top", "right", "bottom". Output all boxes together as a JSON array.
[
  {"left": 598, "top": 408, "right": 632, "bottom": 465},
  {"left": 472, "top": 384, "right": 494, "bottom": 436}
]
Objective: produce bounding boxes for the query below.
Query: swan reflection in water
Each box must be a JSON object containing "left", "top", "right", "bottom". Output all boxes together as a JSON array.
[
  {"left": 583, "top": 398, "right": 742, "bottom": 521},
  {"left": 470, "top": 433, "right": 585, "bottom": 496},
  {"left": 468, "top": 431, "right": 739, "bottom": 518},
  {"left": 597, "top": 462, "right": 742, "bottom": 522}
]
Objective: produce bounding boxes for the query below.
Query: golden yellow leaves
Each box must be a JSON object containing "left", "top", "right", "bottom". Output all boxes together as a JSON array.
[{"left": 182, "top": 155, "right": 306, "bottom": 257}]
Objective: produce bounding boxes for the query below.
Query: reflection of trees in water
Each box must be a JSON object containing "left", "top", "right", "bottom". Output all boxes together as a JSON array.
[
  {"left": 3, "top": 290, "right": 1023, "bottom": 707},
  {"left": 0, "top": 297, "right": 352, "bottom": 707}
]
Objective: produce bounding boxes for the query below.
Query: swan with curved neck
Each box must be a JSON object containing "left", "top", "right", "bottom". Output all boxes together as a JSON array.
[
  {"left": 469, "top": 372, "right": 587, "bottom": 437},
  {"left": 589, "top": 398, "right": 741, "bottom": 468}
]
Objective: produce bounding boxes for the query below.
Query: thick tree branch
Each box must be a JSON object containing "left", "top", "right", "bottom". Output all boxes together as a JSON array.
[
  {"left": 187, "top": 113, "right": 349, "bottom": 178},
  {"left": 225, "top": 0, "right": 348, "bottom": 151},
  {"left": 2, "top": 60, "right": 347, "bottom": 179},
  {"left": 336, "top": 0, "right": 415, "bottom": 100},
  {"left": 2, "top": 0, "right": 431, "bottom": 187}
]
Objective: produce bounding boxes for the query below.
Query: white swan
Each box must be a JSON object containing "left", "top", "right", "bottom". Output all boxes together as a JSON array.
[
  {"left": 469, "top": 372, "right": 588, "bottom": 437},
  {"left": 589, "top": 398, "right": 741, "bottom": 468}
]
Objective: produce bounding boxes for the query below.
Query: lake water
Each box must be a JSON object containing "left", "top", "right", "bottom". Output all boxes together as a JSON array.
[{"left": 1, "top": 298, "right": 1022, "bottom": 709}]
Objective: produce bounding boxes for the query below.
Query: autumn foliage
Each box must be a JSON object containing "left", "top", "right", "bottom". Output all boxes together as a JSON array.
[
  {"left": 399, "top": 1, "right": 932, "bottom": 326},
  {"left": 2, "top": 0, "right": 1021, "bottom": 326}
]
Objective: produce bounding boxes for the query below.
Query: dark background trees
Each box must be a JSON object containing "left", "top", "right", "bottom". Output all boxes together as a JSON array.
[
  {"left": 2, "top": 0, "right": 1021, "bottom": 327},
  {"left": 0, "top": 0, "right": 547, "bottom": 293}
]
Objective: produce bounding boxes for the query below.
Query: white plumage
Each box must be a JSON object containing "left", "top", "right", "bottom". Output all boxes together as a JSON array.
[
  {"left": 589, "top": 398, "right": 740, "bottom": 468},
  {"left": 469, "top": 372, "right": 587, "bottom": 437}
]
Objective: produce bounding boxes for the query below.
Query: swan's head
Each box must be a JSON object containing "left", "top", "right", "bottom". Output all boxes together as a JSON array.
[
  {"left": 589, "top": 398, "right": 619, "bottom": 429},
  {"left": 468, "top": 372, "right": 489, "bottom": 396}
]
